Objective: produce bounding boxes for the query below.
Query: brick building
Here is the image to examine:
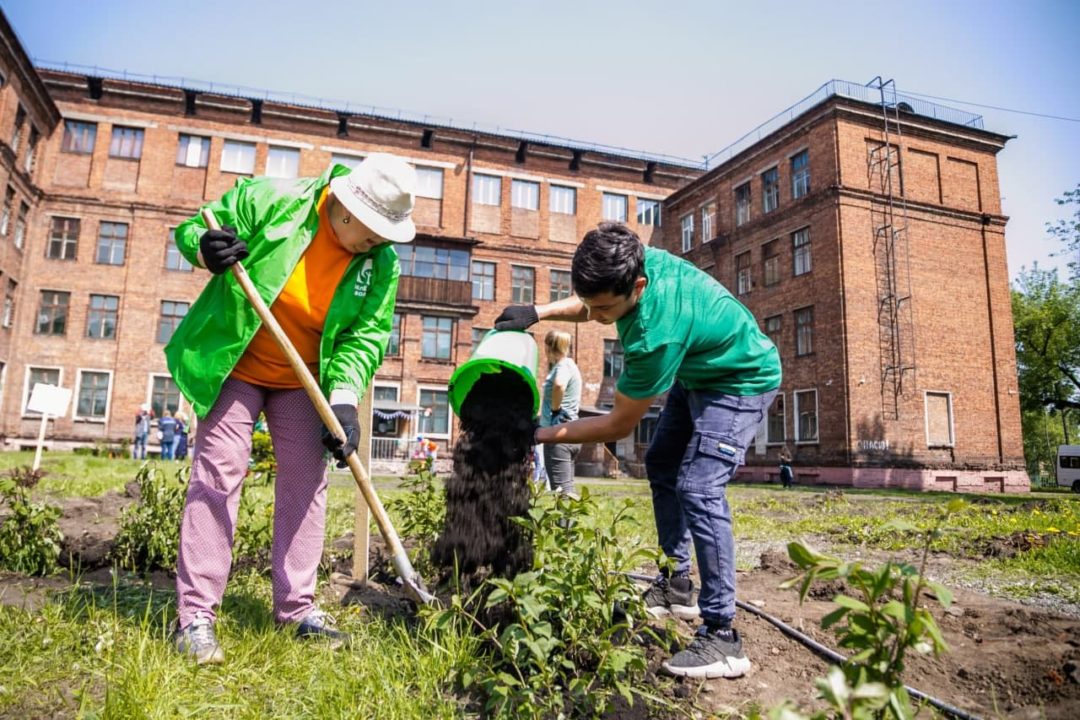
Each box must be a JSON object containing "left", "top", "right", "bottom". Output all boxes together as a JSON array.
[
  {"left": 0, "top": 13, "right": 1029, "bottom": 490},
  {"left": 660, "top": 80, "right": 1027, "bottom": 491}
]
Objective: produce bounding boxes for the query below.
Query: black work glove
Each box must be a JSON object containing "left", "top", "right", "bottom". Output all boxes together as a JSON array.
[
  {"left": 199, "top": 225, "right": 249, "bottom": 274},
  {"left": 494, "top": 305, "right": 539, "bottom": 331},
  {"left": 551, "top": 408, "right": 571, "bottom": 425},
  {"left": 321, "top": 404, "right": 360, "bottom": 468}
]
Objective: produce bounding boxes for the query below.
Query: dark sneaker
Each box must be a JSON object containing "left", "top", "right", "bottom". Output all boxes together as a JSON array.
[
  {"left": 661, "top": 626, "right": 750, "bottom": 679},
  {"left": 295, "top": 608, "right": 350, "bottom": 649},
  {"left": 173, "top": 612, "right": 225, "bottom": 666},
  {"left": 643, "top": 575, "right": 701, "bottom": 621}
]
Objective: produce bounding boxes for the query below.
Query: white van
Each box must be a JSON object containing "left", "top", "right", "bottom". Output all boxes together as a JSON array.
[{"left": 1058, "top": 445, "right": 1080, "bottom": 492}]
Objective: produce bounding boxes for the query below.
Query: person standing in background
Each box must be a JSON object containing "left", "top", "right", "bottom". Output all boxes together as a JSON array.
[
  {"left": 540, "top": 330, "right": 582, "bottom": 496},
  {"left": 133, "top": 404, "right": 152, "bottom": 460},
  {"left": 779, "top": 445, "right": 794, "bottom": 489},
  {"left": 159, "top": 409, "right": 177, "bottom": 461}
]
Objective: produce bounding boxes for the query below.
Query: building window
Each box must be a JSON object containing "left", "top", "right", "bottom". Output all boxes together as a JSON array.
[
  {"left": 680, "top": 214, "right": 694, "bottom": 253},
  {"left": 61, "top": 120, "right": 97, "bottom": 154},
  {"left": 471, "top": 327, "right": 489, "bottom": 351},
  {"left": 767, "top": 394, "right": 786, "bottom": 444},
  {"left": 764, "top": 314, "right": 782, "bottom": 348},
  {"left": 11, "top": 106, "right": 25, "bottom": 152},
  {"left": 387, "top": 313, "right": 402, "bottom": 357},
  {"left": 14, "top": 201, "right": 28, "bottom": 250},
  {"left": 166, "top": 228, "right": 194, "bottom": 272},
  {"left": 330, "top": 153, "right": 363, "bottom": 170},
  {"left": 1, "top": 186, "right": 13, "bottom": 236},
  {"left": 511, "top": 266, "right": 535, "bottom": 303},
  {"left": 415, "top": 167, "right": 443, "bottom": 199},
  {"left": 793, "top": 227, "right": 812, "bottom": 276},
  {"left": 24, "top": 367, "right": 60, "bottom": 414},
  {"left": 373, "top": 385, "right": 401, "bottom": 436},
  {"left": 96, "top": 222, "right": 128, "bottom": 265},
  {"left": 3, "top": 279, "right": 16, "bottom": 328},
  {"left": 109, "top": 126, "right": 144, "bottom": 159},
  {"left": 736, "top": 251, "right": 752, "bottom": 295},
  {"left": 421, "top": 316, "right": 453, "bottom": 360},
  {"left": 75, "top": 371, "right": 110, "bottom": 419},
  {"left": 795, "top": 306, "right": 814, "bottom": 356},
  {"left": 266, "top": 146, "right": 300, "bottom": 178},
  {"left": 735, "top": 183, "right": 751, "bottom": 226},
  {"left": 637, "top": 198, "right": 661, "bottom": 226},
  {"left": 925, "top": 391, "right": 955, "bottom": 447},
  {"left": 602, "top": 193, "right": 628, "bottom": 222},
  {"left": 151, "top": 375, "right": 181, "bottom": 417},
  {"left": 511, "top": 179, "right": 540, "bottom": 210},
  {"left": 791, "top": 150, "right": 810, "bottom": 199},
  {"left": 221, "top": 140, "right": 256, "bottom": 174},
  {"left": 157, "top": 301, "right": 189, "bottom": 343},
  {"left": 550, "top": 185, "right": 576, "bottom": 215},
  {"left": 47, "top": 217, "right": 80, "bottom": 260},
  {"left": 762, "top": 239, "right": 780, "bottom": 286},
  {"left": 701, "top": 203, "right": 716, "bottom": 242},
  {"left": 794, "top": 389, "right": 818, "bottom": 443},
  {"left": 419, "top": 388, "right": 450, "bottom": 436},
  {"left": 176, "top": 134, "right": 210, "bottom": 168},
  {"left": 397, "top": 245, "right": 470, "bottom": 280},
  {"left": 603, "top": 339, "right": 624, "bottom": 379},
  {"left": 471, "top": 260, "right": 495, "bottom": 301},
  {"left": 473, "top": 174, "right": 501, "bottom": 206},
  {"left": 86, "top": 294, "right": 119, "bottom": 339},
  {"left": 36, "top": 290, "right": 70, "bottom": 336},
  {"left": 550, "top": 269, "right": 573, "bottom": 302},
  {"left": 762, "top": 167, "right": 779, "bottom": 213},
  {"left": 23, "top": 126, "right": 39, "bottom": 173}
]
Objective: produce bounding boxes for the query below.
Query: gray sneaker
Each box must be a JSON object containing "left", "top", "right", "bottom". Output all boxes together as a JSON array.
[
  {"left": 661, "top": 626, "right": 750, "bottom": 679},
  {"left": 642, "top": 575, "right": 701, "bottom": 621},
  {"left": 294, "top": 608, "right": 350, "bottom": 649},
  {"left": 173, "top": 612, "right": 225, "bottom": 666}
]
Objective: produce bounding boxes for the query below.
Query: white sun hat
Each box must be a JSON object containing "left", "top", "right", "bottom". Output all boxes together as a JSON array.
[{"left": 329, "top": 153, "right": 418, "bottom": 243}]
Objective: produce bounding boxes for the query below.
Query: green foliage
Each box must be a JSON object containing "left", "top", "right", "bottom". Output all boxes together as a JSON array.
[
  {"left": 111, "top": 465, "right": 187, "bottom": 571},
  {"left": 0, "top": 466, "right": 62, "bottom": 575},
  {"left": 425, "top": 489, "right": 662, "bottom": 719},
  {"left": 249, "top": 419, "right": 277, "bottom": 483},
  {"left": 776, "top": 500, "right": 963, "bottom": 720},
  {"left": 233, "top": 479, "right": 274, "bottom": 567},
  {"left": 1012, "top": 265, "right": 1080, "bottom": 417},
  {"left": 385, "top": 468, "right": 445, "bottom": 578},
  {"left": 1047, "top": 183, "right": 1080, "bottom": 281}
]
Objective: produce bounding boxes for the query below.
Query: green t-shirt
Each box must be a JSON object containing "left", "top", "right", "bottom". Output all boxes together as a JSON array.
[{"left": 614, "top": 247, "right": 782, "bottom": 399}]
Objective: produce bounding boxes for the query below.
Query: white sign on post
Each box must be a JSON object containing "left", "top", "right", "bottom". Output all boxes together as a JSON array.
[{"left": 28, "top": 383, "right": 72, "bottom": 471}]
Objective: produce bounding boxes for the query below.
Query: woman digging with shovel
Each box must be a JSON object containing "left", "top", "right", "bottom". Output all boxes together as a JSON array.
[{"left": 165, "top": 153, "right": 418, "bottom": 665}]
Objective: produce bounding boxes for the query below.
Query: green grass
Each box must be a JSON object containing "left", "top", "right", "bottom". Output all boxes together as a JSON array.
[{"left": 2, "top": 455, "right": 1079, "bottom": 716}]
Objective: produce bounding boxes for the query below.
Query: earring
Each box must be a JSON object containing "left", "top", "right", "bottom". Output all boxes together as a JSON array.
[{"left": 342, "top": 214, "right": 351, "bottom": 225}]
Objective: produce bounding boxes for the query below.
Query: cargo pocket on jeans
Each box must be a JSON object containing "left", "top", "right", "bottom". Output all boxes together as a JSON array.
[{"left": 678, "top": 431, "right": 745, "bottom": 496}]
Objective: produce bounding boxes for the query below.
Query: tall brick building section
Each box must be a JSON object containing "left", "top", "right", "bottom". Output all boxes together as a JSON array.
[{"left": 0, "top": 14, "right": 1028, "bottom": 490}]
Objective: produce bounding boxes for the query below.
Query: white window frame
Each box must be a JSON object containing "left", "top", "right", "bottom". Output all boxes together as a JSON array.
[
  {"left": 147, "top": 373, "right": 187, "bottom": 418},
  {"left": 924, "top": 390, "right": 955, "bottom": 448},
  {"left": 511, "top": 265, "right": 535, "bottom": 304},
  {"left": 2, "top": 279, "right": 16, "bottom": 328},
  {"left": 602, "top": 192, "right": 628, "bottom": 222},
  {"left": 417, "top": 385, "right": 452, "bottom": 439},
  {"left": 330, "top": 152, "right": 364, "bottom": 170},
  {"left": 550, "top": 185, "right": 576, "bottom": 215},
  {"left": 221, "top": 139, "right": 256, "bottom": 174},
  {"left": 549, "top": 268, "right": 573, "bottom": 302},
  {"left": 471, "top": 260, "right": 496, "bottom": 301},
  {"left": 415, "top": 166, "right": 444, "bottom": 199},
  {"left": 680, "top": 214, "right": 694, "bottom": 253},
  {"left": 701, "top": 203, "right": 715, "bottom": 243},
  {"left": 372, "top": 382, "right": 403, "bottom": 436},
  {"left": 420, "top": 315, "right": 454, "bottom": 360},
  {"left": 166, "top": 228, "right": 194, "bottom": 272},
  {"left": 735, "top": 183, "right": 751, "bottom": 226},
  {"left": 176, "top": 134, "right": 210, "bottom": 168},
  {"left": 791, "top": 149, "right": 810, "bottom": 199},
  {"left": 637, "top": 198, "right": 661, "bottom": 227},
  {"left": 795, "top": 306, "right": 814, "bottom": 356},
  {"left": 794, "top": 388, "right": 819, "bottom": 444},
  {"left": 22, "top": 365, "right": 63, "bottom": 418},
  {"left": 762, "top": 166, "right": 779, "bottom": 213},
  {"left": 265, "top": 145, "right": 300, "bottom": 179},
  {"left": 73, "top": 368, "right": 114, "bottom": 422},
  {"left": 736, "top": 252, "right": 752, "bottom": 295},
  {"left": 767, "top": 392, "right": 786, "bottom": 445},
  {"left": 793, "top": 227, "right": 812, "bottom": 276},
  {"left": 473, "top": 174, "right": 502, "bottom": 206},
  {"left": 511, "top": 179, "right": 540, "bottom": 210}
]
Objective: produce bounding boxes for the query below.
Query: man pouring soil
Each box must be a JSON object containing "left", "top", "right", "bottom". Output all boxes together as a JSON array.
[{"left": 495, "top": 222, "right": 781, "bottom": 679}]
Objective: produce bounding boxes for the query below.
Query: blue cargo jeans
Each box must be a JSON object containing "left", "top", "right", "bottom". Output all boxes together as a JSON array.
[{"left": 644, "top": 382, "right": 777, "bottom": 627}]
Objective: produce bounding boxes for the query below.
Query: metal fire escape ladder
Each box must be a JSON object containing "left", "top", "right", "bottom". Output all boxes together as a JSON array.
[{"left": 866, "top": 77, "right": 917, "bottom": 420}]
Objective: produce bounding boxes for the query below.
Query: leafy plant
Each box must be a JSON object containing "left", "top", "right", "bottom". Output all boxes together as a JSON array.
[
  {"left": 0, "top": 465, "right": 62, "bottom": 575},
  {"left": 425, "top": 488, "right": 662, "bottom": 719},
  {"left": 112, "top": 465, "right": 187, "bottom": 571},
  {"left": 386, "top": 468, "right": 445, "bottom": 577},
  {"left": 233, "top": 479, "right": 274, "bottom": 567},
  {"left": 774, "top": 499, "right": 963, "bottom": 720},
  {"left": 248, "top": 417, "right": 277, "bottom": 484}
]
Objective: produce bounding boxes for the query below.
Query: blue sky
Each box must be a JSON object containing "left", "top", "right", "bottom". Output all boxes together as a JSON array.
[{"left": 5, "top": 0, "right": 1078, "bottom": 279}]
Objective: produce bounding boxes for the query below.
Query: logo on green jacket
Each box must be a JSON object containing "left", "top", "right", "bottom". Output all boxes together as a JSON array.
[{"left": 354, "top": 259, "right": 373, "bottom": 297}]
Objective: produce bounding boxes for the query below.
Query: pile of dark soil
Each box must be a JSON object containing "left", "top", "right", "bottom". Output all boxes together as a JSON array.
[{"left": 432, "top": 371, "right": 535, "bottom": 582}]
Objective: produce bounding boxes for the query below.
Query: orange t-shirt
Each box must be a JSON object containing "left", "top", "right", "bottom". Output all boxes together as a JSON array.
[{"left": 231, "top": 189, "right": 354, "bottom": 388}]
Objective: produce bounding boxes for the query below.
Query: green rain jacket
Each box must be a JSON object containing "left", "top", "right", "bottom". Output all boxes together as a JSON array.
[{"left": 165, "top": 164, "right": 400, "bottom": 418}]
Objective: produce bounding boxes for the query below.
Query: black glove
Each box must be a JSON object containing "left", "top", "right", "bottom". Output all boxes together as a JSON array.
[
  {"left": 199, "top": 225, "right": 249, "bottom": 274},
  {"left": 321, "top": 404, "right": 360, "bottom": 468},
  {"left": 551, "top": 408, "right": 571, "bottom": 425},
  {"left": 494, "top": 305, "right": 539, "bottom": 331}
]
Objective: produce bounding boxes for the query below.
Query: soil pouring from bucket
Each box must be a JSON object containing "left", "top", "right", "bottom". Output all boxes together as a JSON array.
[{"left": 432, "top": 370, "right": 536, "bottom": 582}]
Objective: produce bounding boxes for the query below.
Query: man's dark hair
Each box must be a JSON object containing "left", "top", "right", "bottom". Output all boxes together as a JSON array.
[{"left": 571, "top": 222, "right": 644, "bottom": 298}]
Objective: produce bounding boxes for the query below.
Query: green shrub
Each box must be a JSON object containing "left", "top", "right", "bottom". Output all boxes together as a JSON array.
[
  {"left": 0, "top": 466, "right": 62, "bottom": 575},
  {"left": 426, "top": 489, "right": 661, "bottom": 719},
  {"left": 112, "top": 465, "right": 187, "bottom": 571},
  {"left": 249, "top": 416, "right": 276, "bottom": 483},
  {"left": 233, "top": 480, "right": 274, "bottom": 567},
  {"left": 386, "top": 468, "right": 445, "bottom": 577}
]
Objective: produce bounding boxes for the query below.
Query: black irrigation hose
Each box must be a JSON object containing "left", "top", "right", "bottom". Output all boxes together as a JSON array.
[{"left": 734, "top": 599, "right": 982, "bottom": 720}]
